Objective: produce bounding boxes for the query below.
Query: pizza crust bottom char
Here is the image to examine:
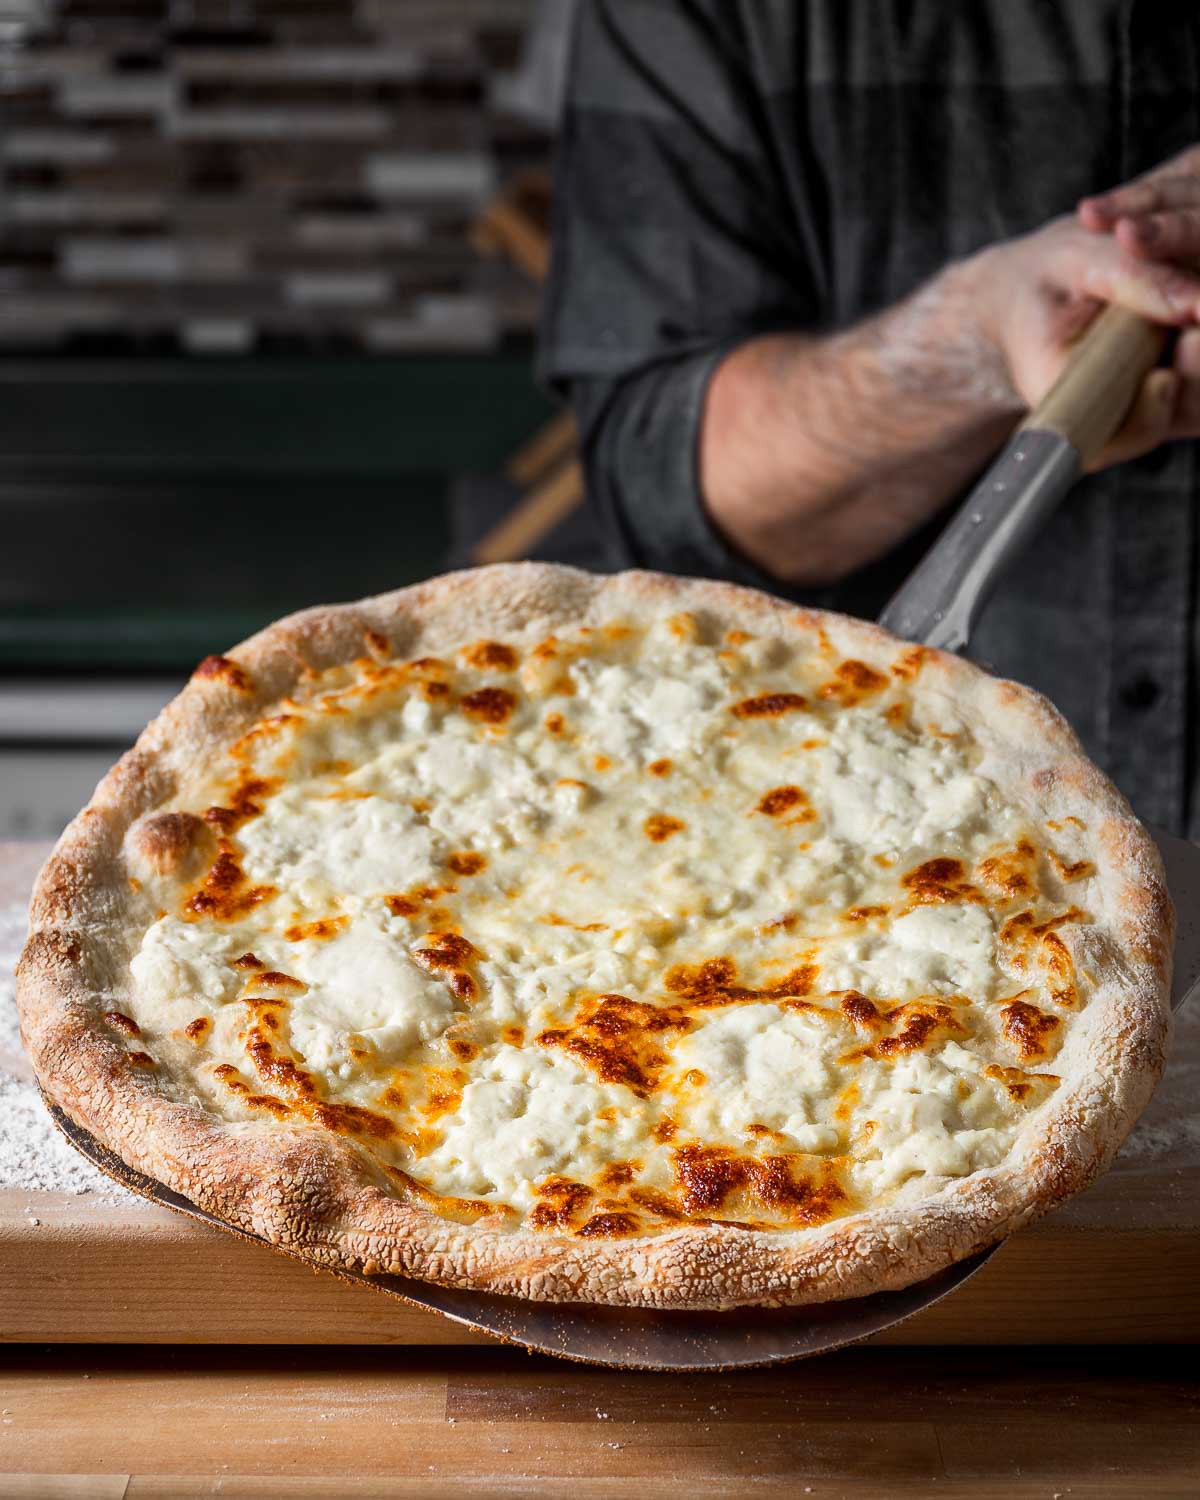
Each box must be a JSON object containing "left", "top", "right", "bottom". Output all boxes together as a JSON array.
[{"left": 16, "top": 565, "right": 1173, "bottom": 1309}]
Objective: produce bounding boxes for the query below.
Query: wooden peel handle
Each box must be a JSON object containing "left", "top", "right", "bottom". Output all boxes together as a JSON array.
[{"left": 1020, "top": 303, "right": 1167, "bottom": 467}]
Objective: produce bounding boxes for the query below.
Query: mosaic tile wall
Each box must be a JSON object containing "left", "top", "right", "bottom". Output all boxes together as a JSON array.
[{"left": 0, "top": 0, "right": 551, "bottom": 352}]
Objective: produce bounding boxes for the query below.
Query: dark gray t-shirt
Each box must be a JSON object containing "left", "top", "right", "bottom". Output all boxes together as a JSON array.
[{"left": 540, "top": 0, "right": 1200, "bottom": 835}]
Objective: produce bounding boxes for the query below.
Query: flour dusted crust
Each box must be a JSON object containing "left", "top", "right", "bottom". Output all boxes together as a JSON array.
[{"left": 17, "top": 564, "right": 1173, "bottom": 1309}]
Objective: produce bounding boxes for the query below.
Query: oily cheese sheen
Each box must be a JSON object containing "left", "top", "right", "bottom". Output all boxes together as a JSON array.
[{"left": 17, "top": 566, "right": 1172, "bottom": 1308}]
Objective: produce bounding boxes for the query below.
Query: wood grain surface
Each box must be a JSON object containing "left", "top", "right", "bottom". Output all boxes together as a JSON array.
[
  {"left": 2, "top": 1345, "right": 1198, "bottom": 1498},
  {"left": 3, "top": 1183, "right": 1199, "bottom": 1346}
]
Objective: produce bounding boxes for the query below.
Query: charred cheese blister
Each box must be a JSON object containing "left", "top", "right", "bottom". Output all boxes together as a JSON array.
[{"left": 122, "top": 618, "right": 1094, "bottom": 1237}]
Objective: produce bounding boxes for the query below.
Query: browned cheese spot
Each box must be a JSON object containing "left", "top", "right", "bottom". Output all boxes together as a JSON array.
[
  {"left": 364, "top": 628, "right": 391, "bottom": 657},
  {"left": 901, "top": 857, "right": 981, "bottom": 906},
  {"left": 537, "top": 994, "right": 693, "bottom": 1096},
  {"left": 1040, "top": 932, "right": 1078, "bottom": 1007},
  {"left": 184, "top": 839, "right": 276, "bottom": 921},
  {"left": 760, "top": 911, "right": 798, "bottom": 933},
  {"left": 542, "top": 913, "right": 608, "bottom": 932},
  {"left": 1047, "top": 850, "right": 1095, "bottom": 883},
  {"left": 730, "top": 692, "right": 809, "bottom": 719},
  {"left": 245, "top": 1093, "right": 292, "bottom": 1119},
  {"left": 193, "top": 654, "right": 252, "bottom": 692},
  {"left": 644, "top": 813, "right": 685, "bottom": 843},
  {"left": 446, "top": 850, "right": 487, "bottom": 877},
  {"left": 975, "top": 839, "right": 1039, "bottom": 899},
  {"left": 1001, "top": 999, "right": 1061, "bottom": 1061},
  {"left": 386, "top": 1166, "right": 503, "bottom": 1224},
  {"left": 184, "top": 1016, "right": 212, "bottom": 1043},
  {"left": 460, "top": 687, "right": 517, "bottom": 725},
  {"left": 231, "top": 952, "right": 265, "bottom": 971},
  {"left": 848, "top": 1000, "right": 967, "bottom": 1061},
  {"left": 379, "top": 1081, "right": 406, "bottom": 1111},
  {"left": 103, "top": 1010, "right": 141, "bottom": 1038},
  {"left": 202, "top": 776, "right": 281, "bottom": 835},
  {"left": 127, "top": 1050, "right": 156, "bottom": 1068},
  {"left": 672, "top": 1145, "right": 847, "bottom": 1226},
  {"left": 255, "top": 971, "right": 307, "bottom": 992},
  {"left": 545, "top": 712, "right": 567, "bottom": 736},
  {"left": 666, "top": 612, "right": 700, "bottom": 642},
  {"left": 840, "top": 992, "right": 881, "bottom": 1029},
  {"left": 529, "top": 1178, "right": 593, "bottom": 1232},
  {"left": 312, "top": 1100, "right": 398, "bottom": 1141},
  {"left": 628, "top": 1185, "right": 686, "bottom": 1221},
  {"left": 462, "top": 640, "right": 519, "bottom": 672},
  {"left": 230, "top": 713, "right": 301, "bottom": 759},
  {"left": 754, "top": 785, "right": 816, "bottom": 822},
  {"left": 242, "top": 996, "right": 284, "bottom": 1032},
  {"left": 1000, "top": 906, "right": 1087, "bottom": 974},
  {"left": 985, "top": 1063, "right": 1060, "bottom": 1104},
  {"left": 647, "top": 758, "right": 673, "bottom": 777},
  {"left": 833, "top": 1080, "right": 860, "bottom": 1122},
  {"left": 283, "top": 916, "right": 349, "bottom": 942},
  {"left": 818, "top": 659, "right": 889, "bottom": 705},
  {"left": 411, "top": 932, "right": 479, "bottom": 1003},
  {"left": 385, "top": 884, "right": 452, "bottom": 919},
  {"left": 844, "top": 905, "right": 889, "bottom": 923},
  {"left": 577, "top": 1212, "right": 640, "bottom": 1238},
  {"left": 891, "top": 646, "right": 932, "bottom": 681},
  {"left": 245, "top": 1025, "right": 317, "bottom": 1099},
  {"left": 412, "top": 932, "right": 477, "bottom": 970},
  {"left": 596, "top": 1161, "right": 639, "bottom": 1189},
  {"left": 663, "top": 955, "right": 818, "bottom": 1007}
]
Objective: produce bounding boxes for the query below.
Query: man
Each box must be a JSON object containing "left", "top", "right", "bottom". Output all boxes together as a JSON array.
[{"left": 540, "top": 1, "right": 1200, "bottom": 834}]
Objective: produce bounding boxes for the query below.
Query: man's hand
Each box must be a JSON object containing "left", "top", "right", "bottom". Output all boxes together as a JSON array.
[
  {"left": 1073, "top": 145, "right": 1200, "bottom": 465},
  {"left": 970, "top": 211, "right": 1200, "bottom": 468},
  {"left": 969, "top": 141, "right": 1200, "bottom": 469},
  {"left": 702, "top": 144, "right": 1200, "bottom": 585}
]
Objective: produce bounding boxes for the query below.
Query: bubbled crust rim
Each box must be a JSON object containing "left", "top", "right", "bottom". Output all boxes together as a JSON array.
[{"left": 16, "top": 563, "right": 1174, "bottom": 1309}]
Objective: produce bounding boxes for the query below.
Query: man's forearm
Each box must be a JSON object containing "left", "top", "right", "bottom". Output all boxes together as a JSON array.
[{"left": 700, "top": 259, "right": 1023, "bottom": 586}]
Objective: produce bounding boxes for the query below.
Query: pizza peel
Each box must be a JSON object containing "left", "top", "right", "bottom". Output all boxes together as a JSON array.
[{"left": 40, "top": 303, "right": 1195, "bottom": 1369}]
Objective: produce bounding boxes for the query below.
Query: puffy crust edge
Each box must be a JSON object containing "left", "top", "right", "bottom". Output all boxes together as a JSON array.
[{"left": 16, "top": 563, "right": 1174, "bottom": 1309}]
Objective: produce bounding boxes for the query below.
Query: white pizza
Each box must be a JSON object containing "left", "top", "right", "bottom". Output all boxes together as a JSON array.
[{"left": 17, "top": 564, "right": 1172, "bottom": 1307}]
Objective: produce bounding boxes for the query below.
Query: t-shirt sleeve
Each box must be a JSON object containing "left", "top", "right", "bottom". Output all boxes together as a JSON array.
[{"left": 539, "top": 0, "right": 820, "bottom": 582}]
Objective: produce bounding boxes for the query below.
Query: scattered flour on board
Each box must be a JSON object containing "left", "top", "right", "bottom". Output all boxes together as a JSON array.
[
  {"left": 1, "top": 891, "right": 1198, "bottom": 1204},
  {"left": 1121, "top": 986, "right": 1200, "bottom": 1167},
  {"left": 0, "top": 902, "right": 132, "bottom": 1203}
]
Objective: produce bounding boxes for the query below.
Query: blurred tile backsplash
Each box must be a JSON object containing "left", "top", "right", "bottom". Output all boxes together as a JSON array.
[{"left": 0, "top": 0, "right": 549, "bottom": 352}]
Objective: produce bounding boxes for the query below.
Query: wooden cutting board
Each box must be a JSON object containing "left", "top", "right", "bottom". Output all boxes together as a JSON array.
[{"left": 3, "top": 840, "right": 1198, "bottom": 1347}]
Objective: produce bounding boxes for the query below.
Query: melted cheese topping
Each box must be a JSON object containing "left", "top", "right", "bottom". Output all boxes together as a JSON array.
[{"left": 114, "top": 615, "right": 1098, "bottom": 1239}]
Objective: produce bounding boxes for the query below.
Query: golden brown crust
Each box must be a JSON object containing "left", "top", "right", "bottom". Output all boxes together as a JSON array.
[
  {"left": 129, "top": 810, "right": 209, "bottom": 878},
  {"left": 16, "top": 563, "right": 1174, "bottom": 1309}
]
